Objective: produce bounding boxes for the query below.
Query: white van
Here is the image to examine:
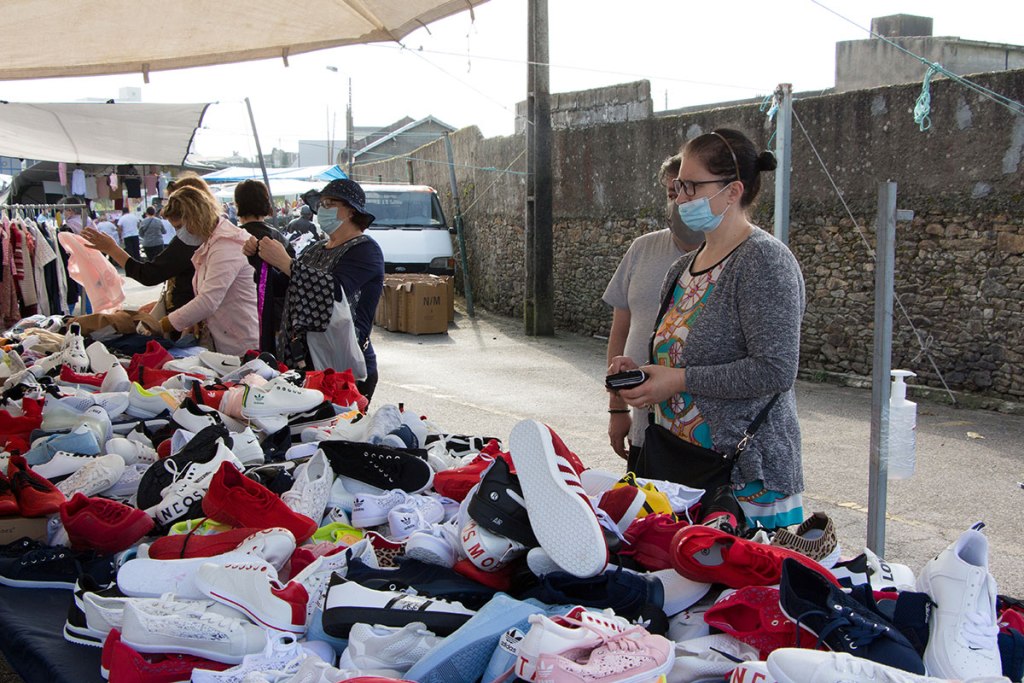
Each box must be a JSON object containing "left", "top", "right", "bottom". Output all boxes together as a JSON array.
[{"left": 360, "top": 184, "right": 455, "bottom": 275}]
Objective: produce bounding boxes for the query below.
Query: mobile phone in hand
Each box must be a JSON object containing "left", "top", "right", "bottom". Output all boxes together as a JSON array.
[{"left": 605, "top": 369, "right": 648, "bottom": 391}]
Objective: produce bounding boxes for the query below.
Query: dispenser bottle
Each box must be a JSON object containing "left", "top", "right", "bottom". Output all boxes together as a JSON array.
[{"left": 888, "top": 370, "right": 917, "bottom": 479}]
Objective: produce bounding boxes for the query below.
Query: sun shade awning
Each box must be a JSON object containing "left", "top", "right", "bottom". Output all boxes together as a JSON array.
[
  {"left": 0, "top": 0, "right": 489, "bottom": 80},
  {"left": 0, "top": 102, "right": 210, "bottom": 165}
]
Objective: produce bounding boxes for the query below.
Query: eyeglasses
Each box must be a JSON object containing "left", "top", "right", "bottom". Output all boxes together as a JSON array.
[{"left": 672, "top": 177, "right": 736, "bottom": 197}]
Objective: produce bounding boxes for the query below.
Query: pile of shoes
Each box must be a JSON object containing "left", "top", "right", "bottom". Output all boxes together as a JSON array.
[{"left": 0, "top": 314, "right": 1020, "bottom": 683}]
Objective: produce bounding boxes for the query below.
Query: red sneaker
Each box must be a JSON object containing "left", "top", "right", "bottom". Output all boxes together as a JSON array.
[
  {"left": 146, "top": 527, "right": 265, "bottom": 560},
  {"left": 59, "top": 365, "right": 107, "bottom": 388},
  {"left": 452, "top": 557, "right": 515, "bottom": 592},
  {"left": 703, "top": 585, "right": 801, "bottom": 658},
  {"left": 325, "top": 368, "right": 368, "bottom": 412},
  {"left": 134, "top": 366, "right": 204, "bottom": 390},
  {"left": 619, "top": 513, "right": 690, "bottom": 571},
  {"left": 596, "top": 486, "right": 647, "bottom": 534},
  {"left": 0, "top": 397, "right": 43, "bottom": 445},
  {"left": 670, "top": 525, "right": 840, "bottom": 589},
  {"left": 60, "top": 493, "right": 154, "bottom": 553},
  {"left": 191, "top": 382, "right": 230, "bottom": 410},
  {"left": 545, "top": 425, "right": 587, "bottom": 476},
  {"left": 202, "top": 462, "right": 317, "bottom": 543},
  {"left": 104, "top": 628, "right": 231, "bottom": 683},
  {"left": 126, "top": 341, "right": 173, "bottom": 380},
  {"left": 8, "top": 454, "right": 65, "bottom": 517},
  {"left": 433, "top": 443, "right": 514, "bottom": 502},
  {"left": 0, "top": 471, "right": 19, "bottom": 516},
  {"left": 302, "top": 370, "right": 326, "bottom": 393}
]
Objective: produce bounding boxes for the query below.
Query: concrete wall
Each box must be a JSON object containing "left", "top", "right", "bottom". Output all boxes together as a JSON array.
[
  {"left": 356, "top": 68, "right": 1024, "bottom": 402},
  {"left": 836, "top": 38, "right": 1024, "bottom": 92},
  {"left": 515, "top": 81, "right": 653, "bottom": 134}
]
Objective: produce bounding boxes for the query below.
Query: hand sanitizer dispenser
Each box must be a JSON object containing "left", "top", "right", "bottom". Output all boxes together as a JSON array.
[{"left": 888, "top": 370, "right": 917, "bottom": 479}]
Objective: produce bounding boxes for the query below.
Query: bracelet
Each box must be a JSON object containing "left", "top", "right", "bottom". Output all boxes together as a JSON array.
[{"left": 608, "top": 408, "right": 630, "bottom": 414}]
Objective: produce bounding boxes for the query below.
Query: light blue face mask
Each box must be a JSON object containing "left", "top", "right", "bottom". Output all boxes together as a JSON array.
[
  {"left": 175, "top": 226, "right": 203, "bottom": 246},
  {"left": 676, "top": 184, "right": 733, "bottom": 233},
  {"left": 318, "top": 206, "right": 342, "bottom": 235}
]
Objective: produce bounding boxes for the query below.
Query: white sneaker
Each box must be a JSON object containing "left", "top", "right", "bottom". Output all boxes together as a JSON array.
[
  {"left": 917, "top": 527, "right": 1002, "bottom": 680},
  {"left": 60, "top": 323, "right": 89, "bottom": 372},
  {"left": 425, "top": 441, "right": 462, "bottom": 473},
  {"left": 326, "top": 476, "right": 356, "bottom": 515},
  {"left": 126, "top": 382, "right": 178, "bottom": 418},
  {"left": 672, "top": 633, "right": 760, "bottom": 681},
  {"left": 352, "top": 489, "right": 444, "bottom": 528},
  {"left": 240, "top": 380, "right": 323, "bottom": 419},
  {"left": 228, "top": 427, "right": 265, "bottom": 466},
  {"left": 144, "top": 442, "right": 243, "bottom": 528},
  {"left": 99, "top": 363, "right": 130, "bottom": 393},
  {"left": 82, "top": 592, "right": 242, "bottom": 644},
  {"left": 281, "top": 450, "right": 332, "bottom": 524},
  {"left": 291, "top": 538, "right": 380, "bottom": 623},
  {"left": 40, "top": 400, "right": 113, "bottom": 444},
  {"left": 28, "top": 351, "right": 63, "bottom": 378},
  {"left": 388, "top": 505, "right": 433, "bottom": 540},
  {"left": 190, "top": 633, "right": 306, "bottom": 683},
  {"left": 405, "top": 517, "right": 463, "bottom": 568},
  {"left": 33, "top": 451, "right": 100, "bottom": 480},
  {"left": 397, "top": 407, "right": 429, "bottom": 449},
  {"left": 199, "top": 351, "right": 242, "bottom": 378},
  {"left": 195, "top": 561, "right": 309, "bottom": 634},
  {"left": 300, "top": 408, "right": 368, "bottom": 443},
  {"left": 99, "top": 462, "right": 149, "bottom": 500},
  {"left": 85, "top": 341, "right": 119, "bottom": 374},
  {"left": 172, "top": 399, "right": 225, "bottom": 432},
  {"left": 767, "top": 648, "right": 1011, "bottom": 683},
  {"left": 104, "top": 437, "right": 159, "bottom": 465},
  {"left": 323, "top": 575, "right": 475, "bottom": 637},
  {"left": 56, "top": 453, "right": 126, "bottom": 498},
  {"left": 117, "top": 552, "right": 275, "bottom": 600},
  {"left": 221, "top": 359, "right": 280, "bottom": 383},
  {"left": 121, "top": 597, "right": 267, "bottom": 664},
  {"left": 338, "top": 621, "right": 442, "bottom": 676}
]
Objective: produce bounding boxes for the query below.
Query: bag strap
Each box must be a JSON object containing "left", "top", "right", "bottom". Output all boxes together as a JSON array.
[{"left": 734, "top": 393, "right": 781, "bottom": 456}]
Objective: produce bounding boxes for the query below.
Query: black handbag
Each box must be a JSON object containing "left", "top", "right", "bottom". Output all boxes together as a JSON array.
[{"left": 634, "top": 393, "right": 780, "bottom": 493}]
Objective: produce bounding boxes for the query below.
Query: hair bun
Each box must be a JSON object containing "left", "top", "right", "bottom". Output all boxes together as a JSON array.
[{"left": 756, "top": 150, "right": 778, "bottom": 172}]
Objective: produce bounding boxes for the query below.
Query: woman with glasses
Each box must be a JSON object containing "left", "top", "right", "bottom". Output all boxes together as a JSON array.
[
  {"left": 603, "top": 154, "right": 704, "bottom": 465},
  {"left": 610, "top": 128, "right": 806, "bottom": 531},
  {"left": 252, "top": 179, "right": 384, "bottom": 403}
]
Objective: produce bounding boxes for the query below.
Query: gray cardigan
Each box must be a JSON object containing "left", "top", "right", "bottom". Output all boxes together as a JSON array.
[{"left": 656, "top": 227, "right": 806, "bottom": 494}]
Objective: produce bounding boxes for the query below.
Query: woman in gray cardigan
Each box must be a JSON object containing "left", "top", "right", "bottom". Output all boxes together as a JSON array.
[{"left": 611, "top": 128, "right": 806, "bottom": 530}]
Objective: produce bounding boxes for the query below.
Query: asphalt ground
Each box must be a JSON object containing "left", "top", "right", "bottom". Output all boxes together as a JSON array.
[{"left": 2, "top": 282, "right": 1021, "bottom": 682}]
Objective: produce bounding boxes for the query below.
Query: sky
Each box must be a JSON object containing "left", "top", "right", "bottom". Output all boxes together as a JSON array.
[{"left": 0, "top": 0, "right": 1021, "bottom": 161}]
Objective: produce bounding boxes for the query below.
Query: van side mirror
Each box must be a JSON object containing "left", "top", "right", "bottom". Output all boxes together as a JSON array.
[{"left": 448, "top": 225, "right": 457, "bottom": 235}]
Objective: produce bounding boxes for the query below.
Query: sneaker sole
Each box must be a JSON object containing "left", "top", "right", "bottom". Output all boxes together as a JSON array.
[
  {"left": 63, "top": 622, "right": 105, "bottom": 648},
  {"left": 0, "top": 575, "right": 77, "bottom": 590},
  {"left": 508, "top": 420, "right": 606, "bottom": 579}
]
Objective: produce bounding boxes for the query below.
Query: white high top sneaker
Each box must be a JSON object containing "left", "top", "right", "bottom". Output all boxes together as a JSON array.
[
  {"left": 916, "top": 525, "right": 1002, "bottom": 679},
  {"left": 144, "top": 442, "right": 243, "bottom": 528},
  {"left": 61, "top": 322, "right": 90, "bottom": 372},
  {"left": 280, "top": 450, "right": 333, "bottom": 524}
]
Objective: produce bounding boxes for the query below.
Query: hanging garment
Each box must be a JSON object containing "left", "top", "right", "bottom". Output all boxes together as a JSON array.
[
  {"left": 158, "top": 173, "right": 170, "bottom": 198},
  {"left": 71, "top": 168, "right": 86, "bottom": 196},
  {"left": 144, "top": 174, "right": 158, "bottom": 196},
  {"left": 0, "top": 222, "right": 20, "bottom": 327},
  {"left": 84, "top": 176, "right": 98, "bottom": 200},
  {"left": 124, "top": 176, "right": 142, "bottom": 199},
  {"left": 15, "top": 222, "right": 38, "bottom": 309},
  {"left": 27, "top": 222, "right": 57, "bottom": 316},
  {"left": 95, "top": 178, "right": 110, "bottom": 200},
  {"left": 58, "top": 162, "right": 67, "bottom": 187},
  {"left": 57, "top": 231, "right": 125, "bottom": 313}
]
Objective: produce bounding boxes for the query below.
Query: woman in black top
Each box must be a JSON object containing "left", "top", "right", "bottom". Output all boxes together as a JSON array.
[{"left": 234, "top": 180, "right": 293, "bottom": 353}]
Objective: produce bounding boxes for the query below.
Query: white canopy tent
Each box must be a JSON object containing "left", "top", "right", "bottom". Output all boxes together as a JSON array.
[
  {"left": 0, "top": 102, "right": 210, "bottom": 165},
  {"left": 0, "top": 1, "right": 489, "bottom": 81}
]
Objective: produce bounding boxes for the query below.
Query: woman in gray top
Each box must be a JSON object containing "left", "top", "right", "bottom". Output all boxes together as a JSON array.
[{"left": 611, "top": 128, "right": 805, "bottom": 529}]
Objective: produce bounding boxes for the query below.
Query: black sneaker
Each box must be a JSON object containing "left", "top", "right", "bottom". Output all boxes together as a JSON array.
[
  {"left": 287, "top": 401, "right": 337, "bottom": 436},
  {"left": 244, "top": 461, "right": 297, "bottom": 496},
  {"left": 323, "top": 573, "right": 475, "bottom": 638},
  {"left": 779, "top": 558, "right": 926, "bottom": 673},
  {"left": 425, "top": 434, "right": 502, "bottom": 458},
  {"left": 344, "top": 556, "right": 497, "bottom": 610},
  {"left": 0, "top": 546, "right": 118, "bottom": 590},
  {"left": 0, "top": 536, "right": 45, "bottom": 558},
  {"left": 467, "top": 457, "right": 537, "bottom": 547},
  {"left": 321, "top": 440, "right": 434, "bottom": 493},
  {"left": 135, "top": 422, "right": 229, "bottom": 511}
]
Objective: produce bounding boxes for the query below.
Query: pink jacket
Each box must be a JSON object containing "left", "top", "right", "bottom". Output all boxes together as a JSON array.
[
  {"left": 57, "top": 231, "right": 125, "bottom": 313},
  {"left": 168, "top": 219, "right": 257, "bottom": 355}
]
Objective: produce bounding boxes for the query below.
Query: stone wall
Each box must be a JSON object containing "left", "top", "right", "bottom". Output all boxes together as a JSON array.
[{"left": 354, "top": 68, "right": 1024, "bottom": 402}]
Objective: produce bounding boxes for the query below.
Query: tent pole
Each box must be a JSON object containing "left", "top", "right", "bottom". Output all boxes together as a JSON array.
[{"left": 244, "top": 97, "right": 276, "bottom": 228}]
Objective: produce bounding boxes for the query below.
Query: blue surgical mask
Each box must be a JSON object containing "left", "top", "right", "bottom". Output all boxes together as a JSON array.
[
  {"left": 676, "top": 184, "right": 732, "bottom": 233},
  {"left": 318, "top": 206, "right": 342, "bottom": 235}
]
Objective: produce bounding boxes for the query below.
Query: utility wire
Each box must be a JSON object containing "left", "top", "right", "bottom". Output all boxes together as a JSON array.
[
  {"left": 460, "top": 147, "right": 528, "bottom": 216},
  {"left": 791, "top": 107, "right": 958, "bottom": 405}
]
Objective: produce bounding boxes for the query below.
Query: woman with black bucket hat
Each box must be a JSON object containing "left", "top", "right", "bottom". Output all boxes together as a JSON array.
[{"left": 252, "top": 178, "right": 385, "bottom": 403}]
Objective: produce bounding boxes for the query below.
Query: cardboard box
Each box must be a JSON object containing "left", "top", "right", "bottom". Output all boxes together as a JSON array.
[
  {"left": 0, "top": 515, "right": 49, "bottom": 546},
  {"left": 375, "top": 274, "right": 454, "bottom": 334}
]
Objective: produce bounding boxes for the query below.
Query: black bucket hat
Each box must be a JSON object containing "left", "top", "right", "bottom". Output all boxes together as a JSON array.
[{"left": 318, "top": 179, "right": 375, "bottom": 224}]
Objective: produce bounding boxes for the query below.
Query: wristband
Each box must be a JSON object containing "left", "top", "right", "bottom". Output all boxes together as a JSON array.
[{"left": 608, "top": 409, "right": 630, "bottom": 414}]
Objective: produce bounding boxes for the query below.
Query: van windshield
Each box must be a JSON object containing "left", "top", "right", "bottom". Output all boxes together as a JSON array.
[{"left": 363, "top": 191, "right": 445, "bottom": 228}]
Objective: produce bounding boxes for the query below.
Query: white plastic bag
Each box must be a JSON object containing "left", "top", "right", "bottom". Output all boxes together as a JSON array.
[{"left": 306, "top": 287, "right": 367, "bottom": 380}]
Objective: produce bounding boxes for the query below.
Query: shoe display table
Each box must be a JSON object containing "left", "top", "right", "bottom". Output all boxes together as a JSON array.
[{"left": 0, "top": 585, "right": 102, "bottom": 683}]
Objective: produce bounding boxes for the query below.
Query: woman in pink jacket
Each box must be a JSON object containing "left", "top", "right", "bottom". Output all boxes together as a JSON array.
[{"left": 157, "top": 186, "right": 258, "bottom": 355}]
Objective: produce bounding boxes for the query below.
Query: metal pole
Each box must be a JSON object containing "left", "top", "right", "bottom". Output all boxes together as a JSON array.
[
  {"left": 346, "top": 79, "right": 355, "bottom": 178},
  {"left": 244, "top": 97, "right": 277, "bottom": 229},
  {"left": 525, "top": 0, "right": 554, "bottom": 336},
  {"left": 867, "top": 180, "right": 897, "bottom": 556},
  {"left": 444, "top": 132, "right": 475, "bottom": 317},
  {"left": 773, "top": 83, "right": 793, "bottom": 244}
]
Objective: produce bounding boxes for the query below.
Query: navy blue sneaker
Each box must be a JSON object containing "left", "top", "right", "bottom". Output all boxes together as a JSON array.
[
  {"left": 779, "top": 558, "right": 926, "bottom": 674},
  {"left": 345, "top": 556, "right": 497, "bottom": 610},
  {"left": 518, "top": 566, "right": 668, "bottom": 632},
  {"left": 0, "top": 546, "right": 118, "bottom": 590},
  {"left": 848, "top": 583, "right": 931, "bottom": 657},
  {"left": 0, "top": 536, "right": 45, "bottom": 558}
]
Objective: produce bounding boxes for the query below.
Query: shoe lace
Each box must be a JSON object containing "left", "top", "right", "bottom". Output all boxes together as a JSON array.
[
  {"left": 964, "top": 608, "right": 999, "bottom": 648},
  {"left": 798, "top": 605, "right": 893, "bottom": 650},
  {"left": 724, "top": 541, "right": 780, "bottom": 583}
]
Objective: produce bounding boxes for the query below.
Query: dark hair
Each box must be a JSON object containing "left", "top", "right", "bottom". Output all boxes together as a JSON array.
[
  {"left": 658, "top": 154, "right": 681, "bottom": 182},
  {"left": 233, "top": 179, "right": 273, "bottom": 218},
  {"left": 682, "top": 128, "right": 776, "bottom": 207},
  {"left": 145, "top": 206, "right": 156, "bottom": 216},
  {"left": 340, "top": 201, "right": 374, "bottom": 231}
]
